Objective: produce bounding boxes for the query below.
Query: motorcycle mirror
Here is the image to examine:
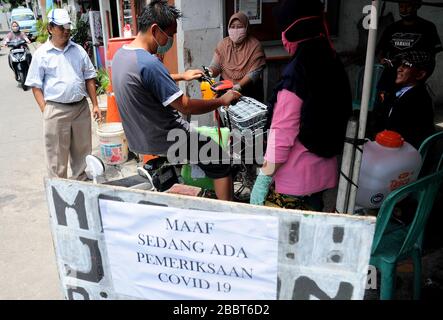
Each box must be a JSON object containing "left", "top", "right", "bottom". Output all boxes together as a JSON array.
[
  {"left": 85, "top": 155, "right": 105, "bottom": 183},
  {"left": 202, "top": 65, "right": 210, "bottom": 73}
]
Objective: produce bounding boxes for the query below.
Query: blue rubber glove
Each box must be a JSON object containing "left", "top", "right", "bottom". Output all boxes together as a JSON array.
[{"left": 250, "top": 170, "right": 273, "bottom": 206}]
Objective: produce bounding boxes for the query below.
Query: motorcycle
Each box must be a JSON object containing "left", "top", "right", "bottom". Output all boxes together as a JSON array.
[
  {"left": 7, "top": 38, "right": 32, "bottom": 90},
  {"left": 199, "top": 66, "right": 268, "bottom": 201},
  {"left": 134, "top": 69, "right": 268, "bottom": 202},
  {"left": 85, "top": 68, "right": 268, "bottom": 202}
]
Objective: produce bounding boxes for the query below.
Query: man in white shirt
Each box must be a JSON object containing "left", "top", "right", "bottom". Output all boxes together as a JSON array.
[{"left": 25, "top": 8, "right": 101, "bottom": 180}]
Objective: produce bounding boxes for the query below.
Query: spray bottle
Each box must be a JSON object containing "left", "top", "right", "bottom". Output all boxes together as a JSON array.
[{"left": 199, "top": 66, "right": 216, "bottom": 100}]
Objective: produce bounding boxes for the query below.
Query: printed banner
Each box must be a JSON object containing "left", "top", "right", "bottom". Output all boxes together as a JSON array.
[
  {"left": 45, "top": 178, "right": 376, "bottom": 300},
  {"left": 100, "top": 200, "right": 279, "bottom": 300}
]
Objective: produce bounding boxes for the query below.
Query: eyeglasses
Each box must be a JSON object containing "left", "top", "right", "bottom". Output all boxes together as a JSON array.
[
  {"left": 400, "top": 60, "right": 414, "bottom": 68},
  {"left": 51, "top": 23, "right": 71, "bottom": 31}
]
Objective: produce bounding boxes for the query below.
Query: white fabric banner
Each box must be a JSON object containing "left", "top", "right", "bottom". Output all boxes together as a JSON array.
[{"left": 99, "top": 199, "right": 279, "bottom": 300}]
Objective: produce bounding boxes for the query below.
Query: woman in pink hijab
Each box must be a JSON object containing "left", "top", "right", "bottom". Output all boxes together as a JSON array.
[
  {"left": 2, "top": 21, "right": 31, "bottom": 46},
  {"left": 209, "top": 12, "right": 266, "bottom": 102}
]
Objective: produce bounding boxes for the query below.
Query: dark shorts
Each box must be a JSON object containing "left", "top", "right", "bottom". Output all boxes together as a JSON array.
[{"left": 169, "top": 132, "right": 231, "bottom": 179}]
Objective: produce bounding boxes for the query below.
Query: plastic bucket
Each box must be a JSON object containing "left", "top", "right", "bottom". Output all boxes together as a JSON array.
[{"left": 96, "top": 122, "right": 128, "bottom": 165}]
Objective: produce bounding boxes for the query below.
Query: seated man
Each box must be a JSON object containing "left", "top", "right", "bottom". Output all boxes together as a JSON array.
[
  {"left": 371, "top": 50, "right": 436, "bottom": 149},
  {"left": 112, "top": 0, "right": 241, "bottom": 201},
  {"left": 376, "top": 0, "right": 441, "bottom": 100}
]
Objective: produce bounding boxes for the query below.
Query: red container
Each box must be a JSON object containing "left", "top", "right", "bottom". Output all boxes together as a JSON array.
[{"left": 105, "top": 37, "right": 135, "bottom": 123}]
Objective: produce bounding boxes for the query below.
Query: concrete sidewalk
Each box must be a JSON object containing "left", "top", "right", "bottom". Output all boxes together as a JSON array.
[{"left": 0, "top": 43, "right": 62, "bottom": 300}]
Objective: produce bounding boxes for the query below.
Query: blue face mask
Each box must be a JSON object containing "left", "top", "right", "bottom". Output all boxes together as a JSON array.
[{"left": 154, "top": 25, "right": 173, "bottom": 55}]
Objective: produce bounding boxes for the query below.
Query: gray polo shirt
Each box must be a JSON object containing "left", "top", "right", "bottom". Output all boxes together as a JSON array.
[{"left": 112, "top": 46, "right": 189, "bottom": 155}]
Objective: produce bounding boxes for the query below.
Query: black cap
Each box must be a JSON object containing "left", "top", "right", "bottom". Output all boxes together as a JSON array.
[
  {"left": 397, "top": 50, "right": 436, "bottom": 74},
  {"left": 273, "top": 0, "right": 324, "bottom": 32}
]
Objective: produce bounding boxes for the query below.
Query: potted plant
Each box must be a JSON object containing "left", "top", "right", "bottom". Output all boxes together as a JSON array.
[
  {"left": 95, "top": 68, "right": 110, "bottom": 117},
  {"left": 96, "top": 68, "right": 110, "bottom": 96}
]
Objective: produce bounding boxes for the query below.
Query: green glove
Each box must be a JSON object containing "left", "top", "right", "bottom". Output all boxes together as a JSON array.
[{"left": 250, "top": 171, "right": 273, "bottom": 206}]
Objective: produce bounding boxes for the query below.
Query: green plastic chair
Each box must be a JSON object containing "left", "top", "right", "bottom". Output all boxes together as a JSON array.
[
  {"left": 418, "top": 131, "right": 443, "bottom": 176},
  {"left": 352, "top": 64, "right": 385, "bottom": 111},
  {"left": 369, "top": 169, "right": 443, "bottom": 300}
]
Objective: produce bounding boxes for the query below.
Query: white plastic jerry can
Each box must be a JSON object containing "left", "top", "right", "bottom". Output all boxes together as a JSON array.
[{"left": 356, "top": 130, "right": 422, "bottom": 209}]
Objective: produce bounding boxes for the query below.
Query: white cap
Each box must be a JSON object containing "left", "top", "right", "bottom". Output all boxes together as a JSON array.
[{"left": 48, "top": 8, "right": 72, "bottom": 27}]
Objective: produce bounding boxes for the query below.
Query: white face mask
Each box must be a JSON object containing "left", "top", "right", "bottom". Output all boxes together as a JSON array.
[
  {"left": 12, "top": 26, "right": 19, "bottom": 33},
  {"left": 228, "top": 28, "right": 247, "bottom": 44}
]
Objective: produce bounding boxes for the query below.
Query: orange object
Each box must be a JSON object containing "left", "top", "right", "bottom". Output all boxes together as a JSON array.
[
  {"left": 142, "top": 154, "right": 159, "bottom": 164},
  {"left": 105, "top": 94, "right": 121, "bottom": 123},
  {"left": 107, "top": 37, "right": 135, "bottom": 79},
  {"left": 105, "top": 82, "right": 121, "bottom": 123},
  {"left": 105, "top": 37, "right": 135, "bottom": 124},
  {"left": 200, "top": 78, "right": 216, "bottom": 100},
  {"left": 211, "top": 80, "right": 234, "bottom": 93},
  {"left": 376, "top": 130, "right": 405, "bottom": 148}
]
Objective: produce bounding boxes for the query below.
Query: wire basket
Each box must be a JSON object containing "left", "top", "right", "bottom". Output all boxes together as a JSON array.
[{"left": 220, "top": 97, "right": 268, "bottom": 133}]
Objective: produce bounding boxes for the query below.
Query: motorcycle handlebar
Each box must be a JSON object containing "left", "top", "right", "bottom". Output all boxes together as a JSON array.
[{"left": 6, "top": 38, "right": 27, "bottom": 47}]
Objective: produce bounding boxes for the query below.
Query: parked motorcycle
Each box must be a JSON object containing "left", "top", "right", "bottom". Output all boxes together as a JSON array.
[
  {"left": 133, "top": 69, "right": 268, "bottom": 202},
  {"left": 85, "top": 68, "right": 268, "bottom": 202},
  {"left": 7, "top": 38, "right": 32, "bottom": 90},
  {"left": 199, "top": 66, "right": 268, "bottom": 201}
]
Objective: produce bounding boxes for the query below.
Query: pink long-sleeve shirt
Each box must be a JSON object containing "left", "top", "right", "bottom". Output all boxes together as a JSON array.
[{"left": 265, "top": 89, "right": 338, "bottom": 196}]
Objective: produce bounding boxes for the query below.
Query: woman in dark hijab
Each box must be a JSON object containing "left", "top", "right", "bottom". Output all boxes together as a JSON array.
[
  {"left": 250, "top": 0, "right": 352, "bottom": 211},
  {"left": 209, "top": 12, "right": 266, "bottom": 102}
]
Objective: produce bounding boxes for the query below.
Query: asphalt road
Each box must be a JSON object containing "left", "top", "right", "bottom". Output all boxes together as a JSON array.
[{"left": 0, "top": 43, "right": 63, "bottom": 299}]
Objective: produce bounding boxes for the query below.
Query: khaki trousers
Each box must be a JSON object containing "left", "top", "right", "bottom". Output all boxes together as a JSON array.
[{"left": 43, "top": 98, "right": 91, "bottom": 180}]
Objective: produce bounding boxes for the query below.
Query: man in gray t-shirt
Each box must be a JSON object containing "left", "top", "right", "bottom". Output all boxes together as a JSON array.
[
  {"left": 112, "top": 0, "right": 240, "bottom": 201},
  {"left": 113, "top": 46, "right": 189, "bottom": 155}
]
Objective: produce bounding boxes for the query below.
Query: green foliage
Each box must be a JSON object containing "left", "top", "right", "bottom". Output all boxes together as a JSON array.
[
  {"left": 96, "top": 68, "right": 110, "bottom": 96},
  {"left": 71, "top": 19, "right": 89, "bottom": 47},
  {"left": 36, "top": 18, "right": 48, "bottom": 43},
  {"left": 35, "top": 7, "right": 52, "bottom": 44}
]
